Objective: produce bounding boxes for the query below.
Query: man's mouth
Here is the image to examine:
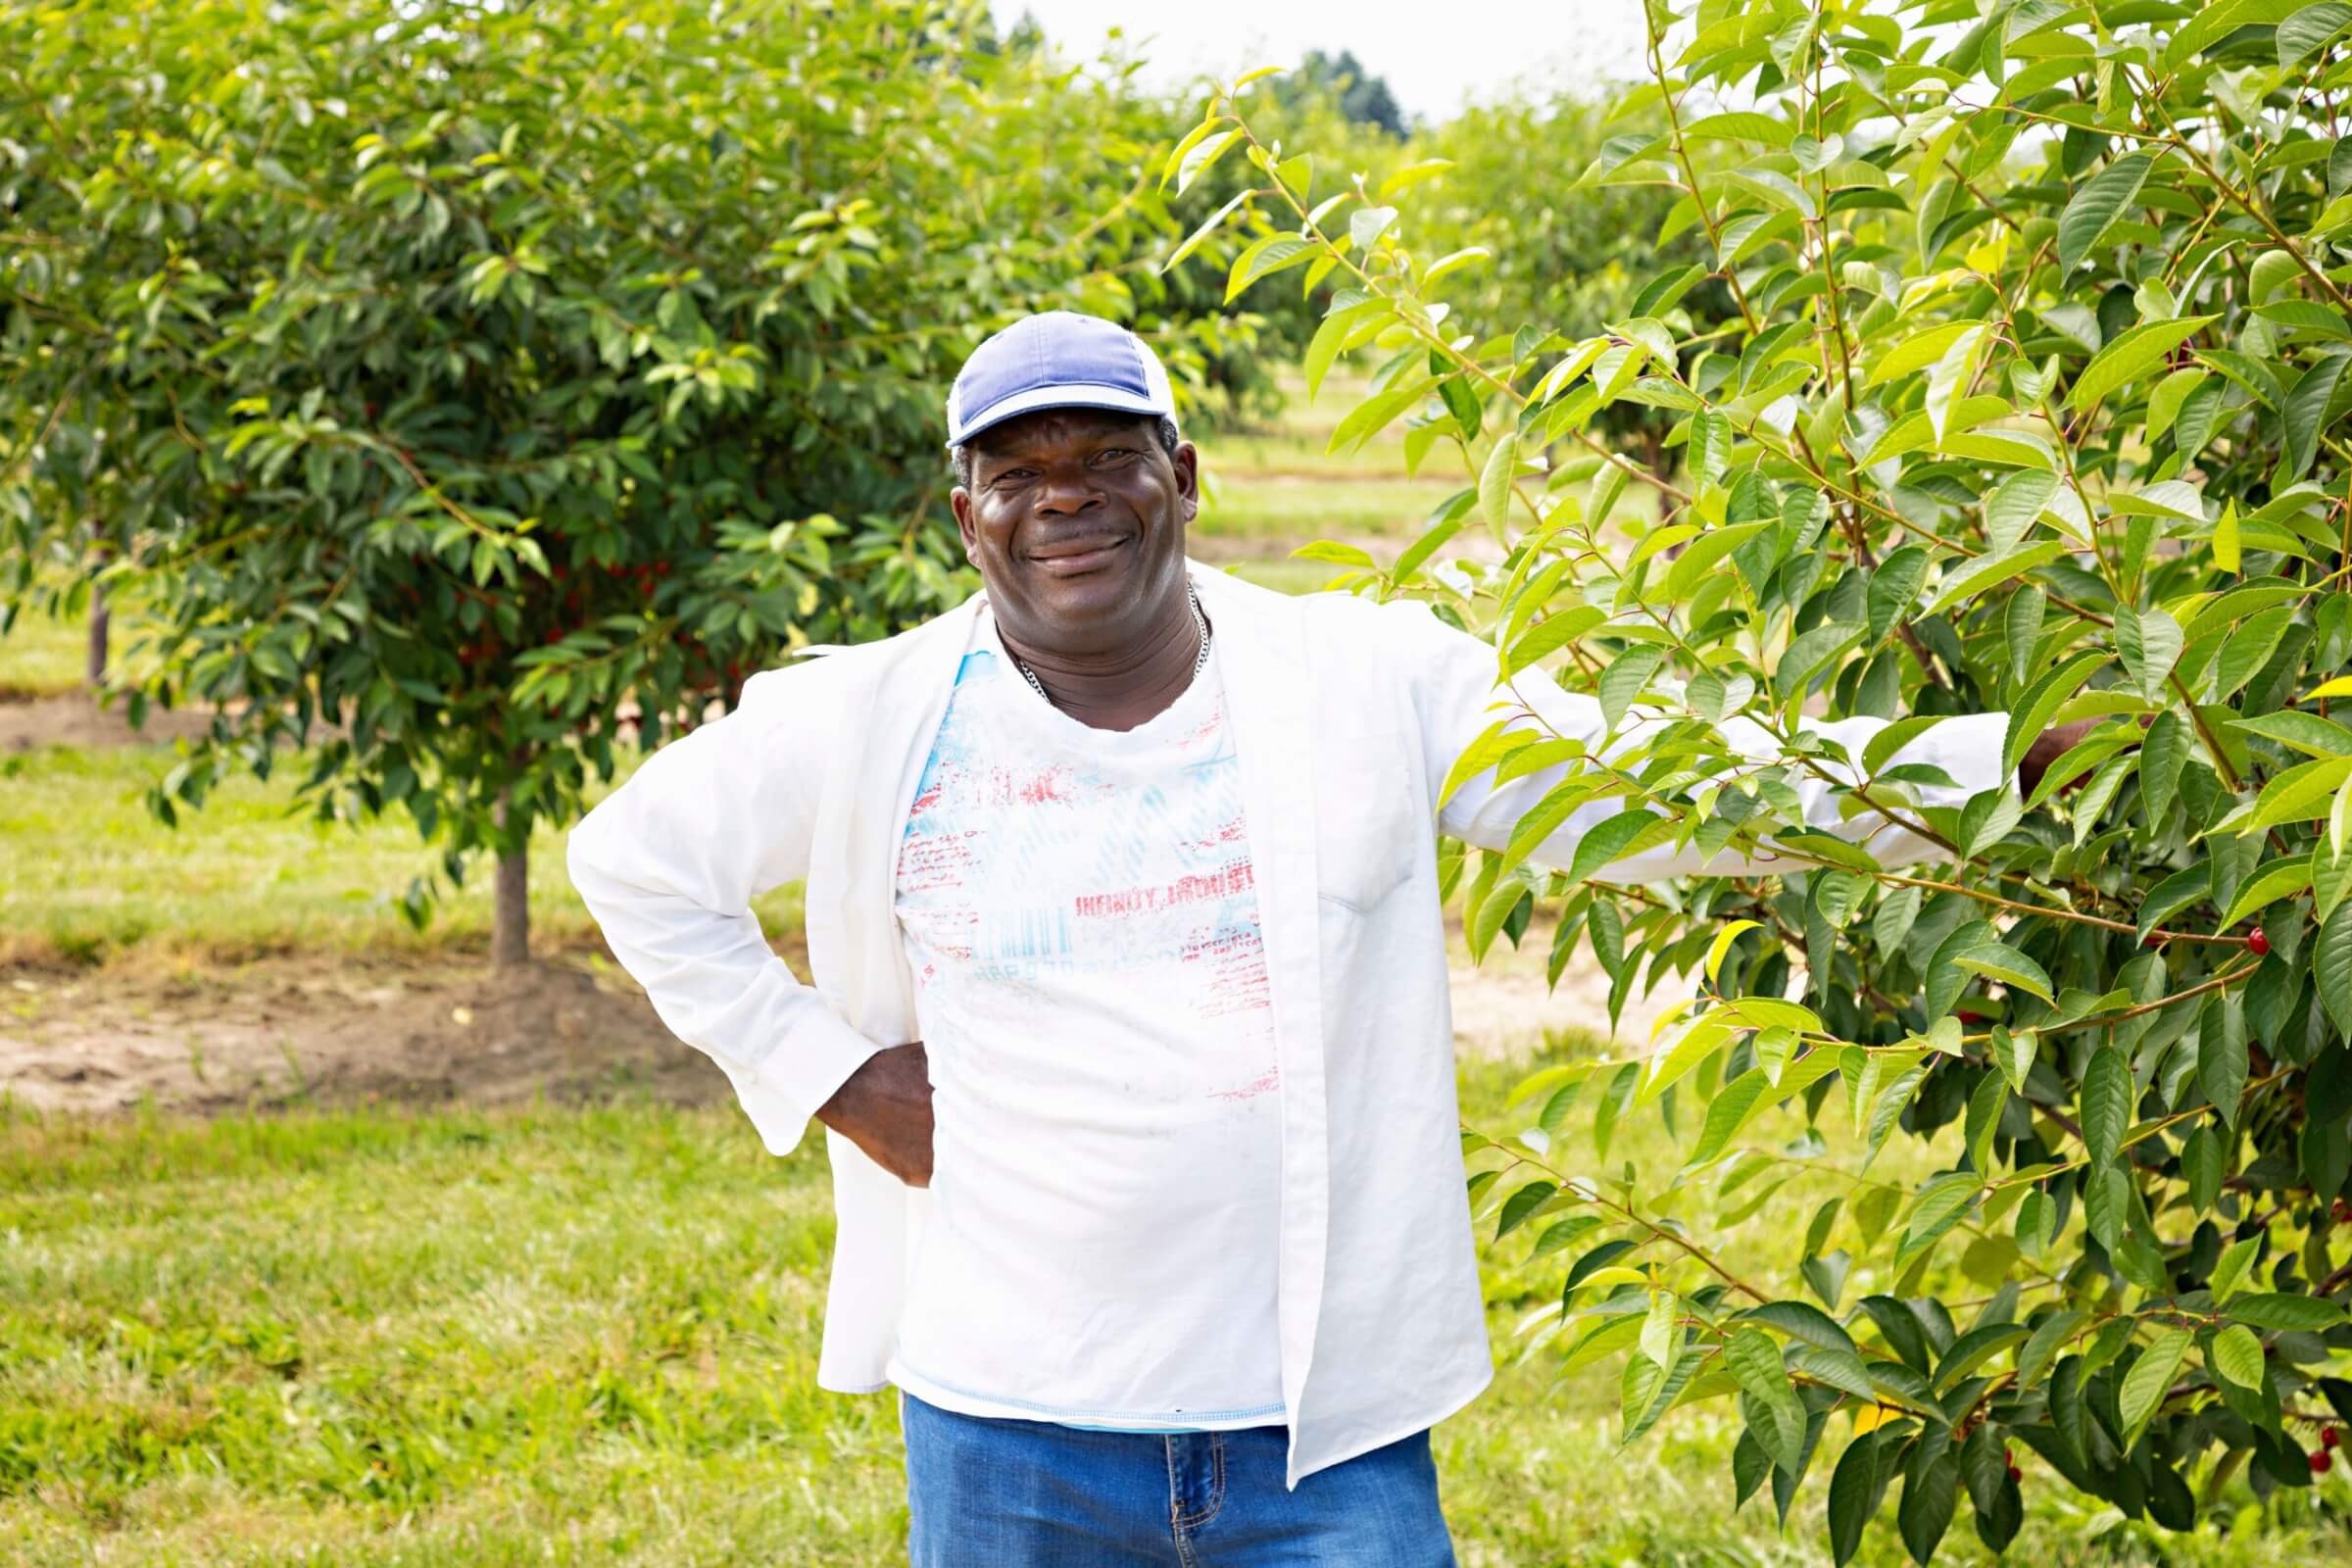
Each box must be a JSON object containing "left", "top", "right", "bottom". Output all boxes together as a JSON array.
[{"left": 1025, "top": 535, "right": 1131, "bottom": 577}]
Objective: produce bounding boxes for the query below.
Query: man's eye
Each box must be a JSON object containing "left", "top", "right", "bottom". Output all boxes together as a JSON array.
[{"left": 1094, "top": 447, "right": 1135, "bottom": 461}]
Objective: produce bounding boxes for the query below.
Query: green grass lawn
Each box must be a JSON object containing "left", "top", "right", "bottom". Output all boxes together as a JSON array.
[
  {"left": 4, "top": 1061, "right": 2342, "bottom": 1567},
  {"left": 0, "top": 741, "right": 801, "bottom": 968}
]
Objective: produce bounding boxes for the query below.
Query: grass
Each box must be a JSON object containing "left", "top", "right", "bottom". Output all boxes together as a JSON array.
[
  {"left": 0, "top": 602, "right": 87, "bottom": 700},
  {"left": 1193, "top": 367, "right": 1466, "bottom": 553},
  {"left": 0, "top": 741, "right": 803, "bottom": 969},
  {"left": 0, "top": 584, "right": 166, "bottom": 701},
  {"left": 2, "top": 1061, "right": 2342, "bottom": 1567}
]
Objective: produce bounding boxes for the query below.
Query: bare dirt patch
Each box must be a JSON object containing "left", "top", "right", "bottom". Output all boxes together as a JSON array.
[
  {"left": 0, "top": 948, "right": 732, "bottom": 1117},
  {"left": 1, "top": 926, "right": 1684, "bottom": 1119},
  {"left": 0, "top": 691, "right": 235, "bottom": 754}
]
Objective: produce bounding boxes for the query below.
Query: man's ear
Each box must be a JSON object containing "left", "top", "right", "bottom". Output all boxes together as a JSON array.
[
  {"left": 1170, "top": 440, "right": 1200, "bottom": 523},
  {"left": 949, "top": 487, "right": 980, "bottom": 558}
]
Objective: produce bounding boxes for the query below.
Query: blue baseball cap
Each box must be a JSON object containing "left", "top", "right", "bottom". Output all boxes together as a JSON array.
[{"left": 945, "top": 311, "right": 1177, "bottom": 449}]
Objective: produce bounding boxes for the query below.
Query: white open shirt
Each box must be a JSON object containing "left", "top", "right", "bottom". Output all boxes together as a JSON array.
[{"left": 565, "top": 560, "right": 2005, "bottom": 1485}]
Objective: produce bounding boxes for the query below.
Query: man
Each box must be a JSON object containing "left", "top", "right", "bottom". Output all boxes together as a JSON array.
[{"left": 565, "top": 311, "right": 2019, "bottom": 1564}]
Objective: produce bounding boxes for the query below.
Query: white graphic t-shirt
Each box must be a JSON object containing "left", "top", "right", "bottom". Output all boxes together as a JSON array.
[{"left": 885, "top": 602, "right": 1285, "bottom": 1430}]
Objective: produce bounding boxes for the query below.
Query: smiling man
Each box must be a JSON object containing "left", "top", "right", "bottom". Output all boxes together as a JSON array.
[{"left": 566, "top": 311, "right": 2021, "bottom": 1565}]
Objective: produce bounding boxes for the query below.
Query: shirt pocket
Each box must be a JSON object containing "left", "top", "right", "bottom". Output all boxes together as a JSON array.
[{"left": 1311, "top": 728, "right": 1423, "bottom": 913}]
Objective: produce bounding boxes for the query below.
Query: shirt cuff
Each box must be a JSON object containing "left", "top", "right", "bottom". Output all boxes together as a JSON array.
[{"left": 730, "top": 1004, "right": 888, "bottom": 1158}]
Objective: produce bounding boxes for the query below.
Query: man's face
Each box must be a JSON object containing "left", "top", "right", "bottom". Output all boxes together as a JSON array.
[{"left": 950, "top": 409, "right": 1198, "bottom": 655}]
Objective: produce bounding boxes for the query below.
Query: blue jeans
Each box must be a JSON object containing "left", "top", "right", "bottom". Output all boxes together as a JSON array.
[{"left": 901, "top": 1391, "right": 1455, "bottom": 1566}]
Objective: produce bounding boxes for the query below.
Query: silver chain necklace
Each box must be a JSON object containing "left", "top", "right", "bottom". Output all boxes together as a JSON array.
[{"left": 1011, "top": 579, "right": 1209, "bottom": 710}]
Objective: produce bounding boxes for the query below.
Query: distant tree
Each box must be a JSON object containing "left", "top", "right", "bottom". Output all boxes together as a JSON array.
[
  {"left": 1283, "top": 49, "right": 1408, "bottom": 139},
  {"left": 0, "top": 0, "right": 1263, "bottom": 971}
]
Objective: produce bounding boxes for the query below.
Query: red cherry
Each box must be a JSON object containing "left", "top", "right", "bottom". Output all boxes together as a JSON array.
[
  {"left": 2007, "top": 1462, "right": 2023, "bottom": 1483},
  {"left": 2143, "top": 931, "right": 2165, "bottom": 948},
  {"left": 2314, "top": 1449, "right": 2333, "bottom": 1475},
  {"left": 2248, "top": 927, "right": 2270, "bottom": 956},
  {"left": 552, "top": 564, "right": 566, "bottom": 580},
  {"left": 545, "top": 629, "right": 564, "bottom": 644},
  {"left": 2326, "top": 1426, "right": 2343, "bottom": 1450},
  {"left": 654, "top": 561, "right": 670, "bottom": 577}
]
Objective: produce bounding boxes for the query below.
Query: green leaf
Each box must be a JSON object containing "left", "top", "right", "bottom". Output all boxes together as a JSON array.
[
  {"left": 2120, "top": 1328, "right": 2190, "bottom": 1449},
  {"left": 1867, "top": 319, "right": 1986, "bottom": 386},
  {"left": 1897, "top": 1453, "right": 1959, "bottom": 1567},
  {"left": 1159, "top": 188, "right": 1253, "bottom": 273},
  {"left": 1733, "top": 1300, "right": 1860, "bottom": 1357},
  {"left": 1174, "top": 126, "right": 1243, "bottom": 194},
  {"left": 1348, "top": 204, "right": 1399, "bottom": 251},
  {"left": 1301, "top": 299, "right": 1390, "bottom": 400},
  {"left": 1985, "top": 470, "right": 2059, "bottom": 556},
  {"left": 1900, "top": 1170, "right": 1982, "bottom": 1263},
  {"left": 1953, "top": 945, "right": 2054, "bottom": 1003},
  {"left": 1599, "top": 645, "right": 1667, "bottom": 731},
  {"left": 1566, "top": 808, "right": 1667, "bottom": 887},
  {"left": 1826, "top": 1432, "right": 1883, "bottom": 1567},
  {"left": 1664, "top": 521, "right": 1772, "bottom": 602},
  {"left": 2082, "top": 1046, "right": 2132, "bottom": 1166},
  {"left": 1327, "top": 376, "right": 1433, "bottom": 455},
  {"left": 1866, "top": 547, "right": 1931, "bottom": 642},
  {"left": 2201, "top": 1015, "right": 2249, "bottom": 1129},
  {"left": 1621, "top": 1347, "right": 1701, "bottom": 1444},
  {"left": 1925, "top": 542, "right": 2068, "bottom": 616},
  {"left": 2140, "top": 710, "right": 2193, "bottom": 824},
  {"left": 1727, "top": 1327, "right": 1806, "bottom": 1471},
  {"left": 1494, "top": 1179, "right": 1558, "bottom": 1239},
  {"left": 2056, "top": 149, "right": 2158, "bottom": 275},
  {"left": 1994, "top": 1026, "right": 2038, "bottom": 1094},
  {"left": 2243, "top": 754, "right": 2352, "bottom": 832},
  {"left": 2230, "top": 1293, "right": 2348, "bottom": 1332},
  {"left": 2210, "top": 1235, "right": 2261, "bottom": 1302},
  {"left": 2210, "top": 1324, "right": 2267, "bottom": 1391},
  {"left": 1479, "top": 433, "right": 1521, "bottom": 535},
  {"left": 2318, "top": 899, "right": 2352, "bottom": 1039},
  {"left": 2228, "top": 710, "right": 2352, "bottom": 759},
  {"left": 2282, "top": 351, "right": 2349, "bottom": 481},
  {"left": 2066, "top": 315, "right": 2219, "bottom": 409},
  {"left": 1642, "top": 1288, "right": 1680, "bottom": 1368},
  {"left": 2115, "top": 607, "right": 2182, "bottom": 703},
  {"left": 2018, "top": 1309, "right": 2086, "bottom": 1388},
  {"left": 1225, "top": 234, "right": 1315, "bottom": 301},
  {"left": 2003, "top": 651, "right": 2107, "bottom": 781},
  {"left": 2222, "top": 853, "right": 2313, "bottom": 929},
  {"left": 1687, "top": 1069, "right": 1772, "bottom": 1167},
  {"left": 2278, "top": 3, "right": 2352, "bottom": 68},
  {"left": 1680, "top": 111, "right": 1796, "bottom": 146}
]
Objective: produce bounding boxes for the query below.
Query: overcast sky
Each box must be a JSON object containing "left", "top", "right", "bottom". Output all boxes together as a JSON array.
[{"left": 993, "top": 1, "right": 1652, "bottom": 122}]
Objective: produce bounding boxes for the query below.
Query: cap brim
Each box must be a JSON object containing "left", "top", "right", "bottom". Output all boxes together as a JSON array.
[{"left": 945, "top": 382, "right": 1170, "bottom": 449}]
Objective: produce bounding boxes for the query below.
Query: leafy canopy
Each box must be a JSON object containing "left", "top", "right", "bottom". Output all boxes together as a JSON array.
[
  {"left": 0, "top": 0, "right": 1265, "bottom": 928},
  {"left": 1177, "top": 0, "right": 2352, "bottom": 1558}
]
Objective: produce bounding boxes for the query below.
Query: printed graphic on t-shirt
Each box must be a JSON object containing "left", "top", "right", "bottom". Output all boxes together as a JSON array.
[
  {"left": 884, "top": 621, "right": 1287, "bottom": 1427},
  {"left": 896, "top": 645, "right": 1275, "bottom": 1083}
]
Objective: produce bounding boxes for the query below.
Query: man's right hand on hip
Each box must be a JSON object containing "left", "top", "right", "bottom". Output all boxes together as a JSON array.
[{"left": 817, "top": 1043, "right": 936, "bottom": 1187}]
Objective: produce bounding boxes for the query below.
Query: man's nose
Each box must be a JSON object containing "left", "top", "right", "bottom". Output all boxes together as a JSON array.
[{"left": 1032, "top": 465, "right": 1104, "bottom": 517}]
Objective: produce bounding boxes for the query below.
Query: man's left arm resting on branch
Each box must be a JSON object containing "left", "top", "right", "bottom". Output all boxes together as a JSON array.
[{"left": 1392, "top": 599, "right": 2074, "bottom": 879}]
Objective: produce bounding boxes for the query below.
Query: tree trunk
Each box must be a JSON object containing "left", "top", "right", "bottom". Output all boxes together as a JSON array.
[
  {"left": 86, "top": 583, "right": 109, "bottom": 688},
  {"left": 492, "top": 785, "right": 530, "bottom": 968}
]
